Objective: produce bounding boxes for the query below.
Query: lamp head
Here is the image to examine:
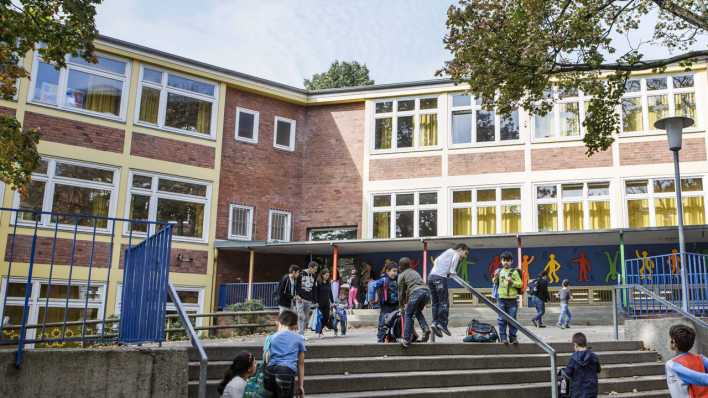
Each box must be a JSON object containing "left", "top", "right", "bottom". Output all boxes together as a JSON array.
[{"left": 654, "top": 116, "right": 694, "bottom": 151}]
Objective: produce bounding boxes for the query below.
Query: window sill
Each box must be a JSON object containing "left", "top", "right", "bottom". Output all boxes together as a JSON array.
[
  {"left": 235, "top": 136, "right": 258, "bottom": 145},
  {"left": 134, "top": 121, "right": 216, "bottom": 141},
  {"left": 27, "top": 101, "right": 126, "bottom": 124},
  {"left": 531, "top": 135, "right": 583, "bottom": 144},
  {"left": 13, "top": 221, "right": 114, "bottom": 236},
  {"left": 618, "top": 128, "right": 704, "bottom": 139},
  {"left": 122, "top": 231, "right": 208, "bottom": 245},
  {"left": 370, "top": 146, "right": 443, "bottom": 155},
  {"left": 449, "top": 140, "right": 524, "bottom": 150},
  {"left": 273, "top": 144, "right": 296, "bottom": 152},
  {"left": 227, "top": 235, "right": 252, "bottom": 241}
]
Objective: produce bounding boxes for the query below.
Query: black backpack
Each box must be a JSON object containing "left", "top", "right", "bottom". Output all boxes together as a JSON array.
[
  {"left": 463, "top": 319, "right": 499, "bottom": 343},
  {"left": 382, "top": 310, "right": 418, "bottom": 343},
  {"left": 528, "top": 278, "right": 539, "bottom": 296}
]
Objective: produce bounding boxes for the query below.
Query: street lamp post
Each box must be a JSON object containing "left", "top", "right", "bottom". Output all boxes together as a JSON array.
[{"left": 654, "top": 116, "right": 694, "bottom": 313}]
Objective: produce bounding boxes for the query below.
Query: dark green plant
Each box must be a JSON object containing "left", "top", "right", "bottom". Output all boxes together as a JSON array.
[{"left": 304, "top": 60, "right": 374, "bottom": 90}]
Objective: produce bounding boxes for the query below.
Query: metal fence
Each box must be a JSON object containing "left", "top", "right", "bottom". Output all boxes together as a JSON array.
[
  {"left": 218, "top": 282, "right": 279, "bottom": 309},
  {"left": 0, "top": 207, "right": 172, "bottom": 367},
  {"left": 624, "top": 251, "right": 708, "bottom": 318}
]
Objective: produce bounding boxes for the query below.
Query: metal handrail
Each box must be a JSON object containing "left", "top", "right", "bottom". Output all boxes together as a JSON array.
[
  {"left": 168, "top": 283, "right": 207, "bottom": 398},
  {"left": 452, "top": 275, "right": 558, "bottom": 398}
]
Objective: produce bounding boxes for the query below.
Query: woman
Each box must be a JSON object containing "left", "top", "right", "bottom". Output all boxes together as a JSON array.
[
  {"left": 218, "top": 351, "right": 256, "bottom": 398},
  {"left": 315, "top": 268, "right": 335, "bottom": 337},
  {"left": 348, "top": 269, "right": 360, "bottom": 309},
  {"left": 531, "top": 270, "right": 550, "bottom": 328}
]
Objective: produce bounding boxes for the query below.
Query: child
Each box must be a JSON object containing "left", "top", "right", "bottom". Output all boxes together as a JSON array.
[
  {"left": 530, "top": 270, "right": 550, "bottom": 328},
  {"left": 367, "top": 262, "right": 399, "bottom": 343},
  {"left": 557, "top": 279, "right": 572, "bottom": 329},
  {"left": 296, "top": 261, "right": 318, "bottom": 336},
  {"left": 218, "top": 351, "right": 256, "bottom": 398},
  {"left": 277, "top": 265, "right": 300, "bottom": 313},
  {"left": 264, "top": 310, "right": 306, "bottom": 398},
  {"left": 348, "top": 269, "right": 360, "bottom": 309},
  {"left": 563, "top": 332, "right": 601, "bottom": 398},
  {"left": 397, "top": 257, "right": 431, "bottom": 348},
  {"left": 665, "top": 324, "right": 708, "bottom": 397},
  {"left": 492, "top": 251, "right": 522, "bottom": 345},
  {"left": 314, "top": 268, "right": 335, "bottom": 338}
]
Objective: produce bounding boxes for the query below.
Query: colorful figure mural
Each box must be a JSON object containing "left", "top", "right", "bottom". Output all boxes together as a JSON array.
[
  {"left": 603, "top": 251, "right": 620, "bottom": 282},
  {"left": 572, "top": 251, "right": 592, "bottom": 282},
  {"left": 544, "top": 253, "right": 561, "bottom": 284},
  {"left": 487, "top": 255, "right": 501, "bottom": 281},
  {"left": 636, "top": 249, "right": 655, "bottom": 279},
  {"left": 670, "top": 248, "right": 681, "bottom": 274},
  {"left": 455, "top": 256, "right": 475, "bottom": 284},
  {"left": 521, "top": 255, "right": 534, "bottom": 290}
]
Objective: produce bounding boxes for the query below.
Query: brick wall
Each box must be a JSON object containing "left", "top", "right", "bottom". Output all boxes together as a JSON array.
[
  {"left": 24, "top": 112, "right": 124, "bottom": 153},
  {"left": 216, "top": 251, "right": 307, "bottom": 295},
  {"left": 130, "top": 132, "right": 215, "bottom": 168},
  {"left": 5, "top": 235, "right": 111, "bottom": 267},
  {"left": 216, "top": 88, "right": 307, "bottom": 241},
  {"left": 369, "top": 156, "right": 441, "bottom": 180},
  {"left": 532, "top": 146, "right": 612, "bottom": 170},
  {"left": 301, "top": 103, "right": 364, "bottom": 236},
  {"left": 620, "top": 138, "right": 706, "bottom": 165},
  {"left": 448, "top": 150, "right": 524, "bottom": 175},
  {"left": 119, "top": 246, "right": 208, "bottom": 274}
]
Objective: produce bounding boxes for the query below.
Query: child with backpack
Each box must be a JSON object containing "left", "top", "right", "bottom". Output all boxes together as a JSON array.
[
  {"left": 263, "top": 310, "right": 306, "bottom": 398},
  {"left": 530, "top": 271, "right": 550, "bottom": 328},
  {"left": 367, "top": 262, "right": 399, "bottom": 343},
  {"left": 492, "top": 251, "right": 522, "bottom": 345},
  {"left": 665, "top": 324, "right": 708, "bottom": 397},
  {"left": 218, "top": 351, "right": 257, "bottom": 398},
  {"left": 557, "top": 279, "right": 572, "bottom": 329},
  {"left": 561, "top": 332, "right": 601, "bottom": 398},
  {"left": 397, "top": 257, "right": 431, "bottom": 348}
]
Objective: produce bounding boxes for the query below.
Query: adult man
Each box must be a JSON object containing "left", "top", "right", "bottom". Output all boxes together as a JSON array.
[
  {"left": 295, "top": 261, "right": 318, "bottom": 336},
  {"left": 277, "top": 265, "right": 300, "bottom": 313},
  {"left": 428, "top": 243, "right": 469, "bottom": 337},
  {"left": 492, "top": 251, "right": 523, "bottom": 345}
]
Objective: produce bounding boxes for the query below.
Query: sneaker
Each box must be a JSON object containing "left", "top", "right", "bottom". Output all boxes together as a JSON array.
[
  {"left": 501, "top": 337, "right": 509, "bottom": 345},
  {"left": 531, "top": 319, "right": 538, "bottom": 327},
  {"left": 398, "top": 338, "right": 410, "bottom": 348},
  {"left": 440, "top": 325, "right": 452, "bottom": 336},
  {"left": 556, "top": 323, "right": 563, "bottom": 329},
  {"left": 538, "top": 324, "right": 547, "bottom": 328},
  {"left": 564, "top": 324, "right": 570, "bottom": 329},
  {"left": 510, "top": 337, "right": 519, "bottom": 345},
  {"left": 421, "top": 329, "right": 431, "bottom": 343},
  {"left": 431, "top": 324, "right": 443, "bottom": 338}
]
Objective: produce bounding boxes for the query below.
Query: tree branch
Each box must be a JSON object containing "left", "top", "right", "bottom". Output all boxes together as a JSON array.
[
  {"left": 651, "top": 0, "right": 708, "bottom": 30},
  {"left": 553, "top": 50, "right": 708, "bottom": 72}
]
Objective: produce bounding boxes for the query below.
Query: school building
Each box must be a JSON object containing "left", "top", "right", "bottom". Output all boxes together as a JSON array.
[{"left": 0, "top": 36, "right": 707, "bottom": 325}]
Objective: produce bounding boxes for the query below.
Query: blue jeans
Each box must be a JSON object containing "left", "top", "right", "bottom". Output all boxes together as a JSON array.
[
  {"left": 559, "top": 303, "right": 572, "bottom": 326},
  {"left": 532, "top": 296, "right": 546, "bottom": 325},
  {"left": 497, "top": 298, "right": 518, "bottom": 340},
  {"left": 377, "top": 303, "right": 397, "bottom": 342},
  {"left": 403, "top": 288, "right": 430, "bottom": 342},
  {"left": 428, "top": 275, "right": 449, "bottom": 328}
]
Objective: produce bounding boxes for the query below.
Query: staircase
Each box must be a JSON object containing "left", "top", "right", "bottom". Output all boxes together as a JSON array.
[{"left": 188, "top": 340, "right": 669, "bottom": 397}]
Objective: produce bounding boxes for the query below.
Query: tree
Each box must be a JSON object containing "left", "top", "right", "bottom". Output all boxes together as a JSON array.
[
  {"left": 0, "top": 0, "right": 101, "bottom": 191},
  {"left": 440, "top": 0, "right": 707, "bottom": 155},
  {"left": 304, "top": 60, "right": 374, "bottom": 90}
]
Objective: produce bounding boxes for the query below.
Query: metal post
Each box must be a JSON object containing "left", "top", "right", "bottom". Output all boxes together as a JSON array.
[
  {"left": 332, "top": 245, "right": 339, "bottom": 281},
  {"left": 612, "top": 287, "right": 619, "bottom": 340},
  {"left": 247, "top": 249, "right": 255, "bottom": 300},
  {"left": 422, "top": 240, "right": 428, "bottom": 283},
  {"left": 673, "top": 150, "right": 689, "bottom": 313},
  {"left": 619, "top": 231, "right": 626, "bottom": 306}
]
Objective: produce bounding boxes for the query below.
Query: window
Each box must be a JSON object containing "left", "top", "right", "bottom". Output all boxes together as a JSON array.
[
  {"left": 373, "top": 97, "right": 439, "bottom": 151},
  {"left": 14, "top": 159, "right": 118, "bottom": 230},
  {"left": 235, "top": 107, "right": 259, "bottom": 143},
  {"left": 535, "top": 182, "right": 611, "bottom": 232},
  {"left": 625, "top": 177, "right": 705, "bottom": 228},
  {"left": 136, "top": 65, "right": 217, "bottom": 137},
  {"left": 533, "top": 88, "right": 585, "bottom": 139},
  {"left": 621, "top": 74, "right": 696, "bottom": 133},
  {"left": 371, "top": 192, "right": 438, "bottom": 239},
  {"left": 126, "top": 172, "right": 210, "bottom": 241},
  {"left": 308, "top": 227, "right": 357, "bottom": 241},
  {"left": 450, "top": 94, "right": 520, "bottom": 145},
  {"left": 29, "top": 51, "right": 129, "bottom": 119},
  {"left": 273, "top": 116, "right": 296, "bottom": 151},
  {"left": 451, "top": 187, "right": 521, "bottom": 235},
  {"left": 268, "top": 210, "right": 291, "bottom": 241},
  {"left": 228, "top": 204, "right": 254, "bottom": 240}
]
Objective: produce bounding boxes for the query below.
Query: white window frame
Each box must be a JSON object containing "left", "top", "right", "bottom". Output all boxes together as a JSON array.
[
  {"left": 267, "top": 209, "right": 292, "bottom": 242},
  {"left": 620, "top": 73, "right": 698, "bottom": 134},
  {"left": 623, "top": 176, "right": 706, "bottom": 228},
  {"left": 134, "top": 65, "right": 218, "bottom": 139},
  {"left": 534, "top": 181, "right": 612, "bottom": 232},
  {"left": 124, "top": 171, "right": 211, "bottom": 242},
  {"left": 372, "top": 96, "right": 441, "bottom": 153},
  {"left": 307, "top": 226, "right": 358, "bottom": 241},
  {"left": 449, "top": 186, "right": 523, "bottom": 235},
  {"left": 532, "top": 88, "right": 587, "bottom": 142},
  {"left": 228, "top": 204, "right": 254, "bottom": 241},
  {"left": 28, "top": 50, "right": 131, "bottom": 121},
  {"left": 12, "top": 158, "right": 119, "bottom": 232},
  {"left": 273, "top": 116, "right": 296, "bottom": 151},
  {"left": 369, "top": 191, "right": 439, "bottom": 239},
  {"left": 235, "top": 107, "right": 259, "bottom": 144},
  {"left": 115, "top": 284, "right": 204, "bottom": 326},
  {"left": 449, "top": 94, "right": 521, "bottom": 147}
]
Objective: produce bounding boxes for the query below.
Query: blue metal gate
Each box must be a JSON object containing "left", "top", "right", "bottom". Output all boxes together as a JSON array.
[{"left": 218, "top": 282, "right": 279, "bottom": 309}]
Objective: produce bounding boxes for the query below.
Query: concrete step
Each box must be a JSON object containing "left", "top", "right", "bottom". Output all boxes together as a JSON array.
[
  {"left": 189, "top": 350, "right": 659, "bottom": 379},
  {"left": 599, "top": 390, "right": 670, "bottom": 398}
]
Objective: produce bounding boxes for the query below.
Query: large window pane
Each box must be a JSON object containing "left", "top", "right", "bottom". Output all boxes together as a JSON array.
[
  {"left": 275, "top": 119, "right": 293, "bottom": 148},
  {"left": 534, "top": 113, "right": 554, "bottom": 138},
  {"left": 237, "top": 112, "right": 255, "bottom": 139},
  {"left": 33, "top": 61, "right": 60, "bottom": 104},
  {"left": 419, "top": 114, "right": 437, "bottom": 146},
  {"left": 648, "top": 95, "right": 669, "bottom": 129},
  {"left": 589, "top": 201, "right": 611, "bottom": 230},
  {"left": 395, "top": 211, "right": 414, "bottom": 238},
  {"left": 622, "top": 98, "right": 643, "bottom": 132},
  {"left": 563, "top": 202, "right": 583, "bottom": 231},
  {"left": 373, "top": 212, "right": 390, "bottom": 239},
  {"left": 477, "top": 207, "right": 496, "bottom": 234},
  {"left": 138, "top": 86, "right": 160, "bottom": 124},
  {"left": 55, "top": 163, "right": 113, "bottom": 183},
  {"left": 452, "top": 111, "right": 472, "bottom": 144},
  {"left": 627, "top": 199, "right": 649, "bottom": 228},
  {"left": 683, "top": 197, "right": 705, "bottom": 226},
  {"left": 230, "top": 207, "right": 251, "bottom": 238},
  {"left": 419, "top": 209, "right": 437, "bottom": 237},
  {"left": 500, "top": 112, "right": 519, "bottom": 141},
  {"left": 374, "top": 118, "right": 392, "bottom": 150},
  {"left": 65, "top": 70, "right": 122, "bottom": 115},
  {"left": 397, "top": 116, "right": 414, "bottom": 148},
  {"left": 157, "top": 198, "right": 205, "bottom": 238},
  {"left": 70, "top": 55, "right": 126, "bottom": 75},
  {"left": 538, "top": 204, "right": 558, "bottom": 231},
  {"left": 165, "top": 92, "right": 212, "bottom": 134},
  {"left": 51, "top": 184, "right": 111, "bottom": 228},
  {"left": 453, "top": 208, "right": 471, "bottom": 235},
  {"left": 675, "top": 93, "right": 695, "bottom": 120},
  {"left": 167, "top": 74, "right": 214, "bottom": 96},
  {"left": 18, "top": 180, "right": 46, "bottom": 222},
  {"left": 476, "top": 110, "right": 495, "bottom": 142},
  {"left": 655, "top": 198, "right": 677, "bottom": 227},
  {"left": 269, "top": 212, "right": 289, "bottom": 241},
  {"left": 129, "top": 194, "right": 151, "bottom": 233},
  {"left": 502, "top": 205, "right": 521, "bottom": 233},
  {"left": 559, "top": 102, "right": 580, "bottom": 136}
]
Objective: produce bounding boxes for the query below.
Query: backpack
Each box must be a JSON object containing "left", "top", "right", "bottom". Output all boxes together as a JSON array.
[
  {"left": 382, "top": 309, "right": 418, "bottom": 343},
  {"left": 557, "top": 368, "right": 572, "bottom": 398},
  {"left": 527, "top": 278, "right": 538, "bottom": 297},
  {"left": 463, "top": 319, "right": 499, "bottom": 343}
]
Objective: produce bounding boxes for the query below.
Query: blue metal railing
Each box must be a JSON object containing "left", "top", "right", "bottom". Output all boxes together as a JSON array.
[
  {"left": 218, "top": 282, "right": 279, "bottom": 309},
  {"left": 0, "top": 207, "right": 172, "bottom": 367},
  {"left": 624, "top": 252, "right": 708, "bottom": 318}
]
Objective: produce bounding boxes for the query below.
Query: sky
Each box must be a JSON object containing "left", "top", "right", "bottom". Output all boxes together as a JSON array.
[{"left": 94, "top": 1, "right": 707, "bottom": 89}]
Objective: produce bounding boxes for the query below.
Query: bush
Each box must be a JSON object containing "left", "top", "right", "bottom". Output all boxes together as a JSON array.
[{"left": 225, "top": 299, "right": 265, "bottom": 312}]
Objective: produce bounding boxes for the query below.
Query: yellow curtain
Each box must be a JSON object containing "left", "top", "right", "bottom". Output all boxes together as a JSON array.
[
  {"left": 675, "top": 93, "right": 695, "bottom": 120},
  {"left": 85, "top": 81, "right": 120, "bottom": 115},
  {"left": 375, "top": 118, "right": 392, "bottom": 150},
  {"left": 683, "top": 197, "right": 705, "bottom": 225},
  {"left": 139, "top": 87, "right": 160, "bottom": 124},
  {"left": 90, "top": 190, "right": 111, "bottom": 228},
  {"left": 502, "top": 205, "right": 520, "bottom": 233},
  {"left": 453, "top": 208, "right": 471, "bottom": 235},
  {"left": 622, "top": 98, "right": 643, "bottom": 132},
  {"left": 627, "top": 199, "right": 649, "bottom": 228},
  {"left": 588, "top": 201, "right": 611, "bottom": 230},
  {"left": 477, "top": 206, "right": 496, "bottom": 234},
  {"left": 655, "top": 198, "right": 677, "bottom": 227},
  {"left": 373, "top": 212, "right": 390, "bottom": 239},
  {"left": 648, "top": 95, "right": 668, "bottom": 129},
  {"left": 537, "top": 204, "right": 558, "bottom": 231},
  {"left": 419, "top": 114, "right": 438, "bottom": 146},
  {"left": 563, "top": 202, "right": 583, "bottom": 231},
  {"left": 193, "top": 203, "right": 205, "bottom": 237},
  {"left": 196, "top": 101, "right": 212, "bottom": 134}
]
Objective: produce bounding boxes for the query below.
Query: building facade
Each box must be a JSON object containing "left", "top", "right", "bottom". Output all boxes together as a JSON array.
[{"left": 1, "top": 37, "right": 707, "bottom": 321}]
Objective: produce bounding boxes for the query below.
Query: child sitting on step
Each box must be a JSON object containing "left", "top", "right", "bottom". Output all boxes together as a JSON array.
[
  {"left": 217, "top": 351, "right": 256, "bottom": 398},
  {"left": 665, "top": 324, "right": 708, "bottom": 398}
]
